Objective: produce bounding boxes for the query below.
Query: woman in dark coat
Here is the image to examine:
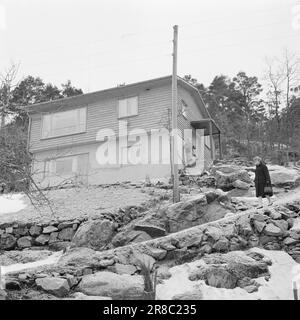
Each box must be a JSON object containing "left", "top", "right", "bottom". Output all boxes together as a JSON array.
[{"left": 254, "top": 156, "right": 272, "bottom": 208}]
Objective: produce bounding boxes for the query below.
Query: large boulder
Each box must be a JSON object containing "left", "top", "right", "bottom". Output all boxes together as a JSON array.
[
  {"left": 113, "top": 263, "right": 137, "bottom": 275},
  {"left": 269, "top": 166, "right": 300, "bottom": 187},
  {"left": 71, "top": 219, "right": 115, "bottom": 250},
  {"left": 215, "top": 168, "right": 252, "bottom": 190},
  {"left": 205, "top": 266, "right": 238, "bottom": 289},
  {"left": 232, "top": 180, "right": 250, "bottom": 190},
  {"left": 58, "top": 247, "right": 100, "bottom": 268},
  {"left": 35, "top": 277, "right": 70, "bottom": 297},
  {"left": 165, "top": 194, "right": 207, "bottom": 233},
  {"left": 187, "top": 250, "right": 269, "bottom": 291},
  {"left": 77, "top": 271, "right": 144, "bottom": 300}
]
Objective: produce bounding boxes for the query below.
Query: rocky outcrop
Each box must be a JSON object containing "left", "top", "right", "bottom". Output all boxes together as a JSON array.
[
  {"left": 77, "top": 271, "right": 144, "bottom": 300},
  {"left": 58, "top": 247, "right": 101, "bottom": 268},
  {"left": 215, "top": 168, "right": 252, "bottom": 190},
  {"left": 165, "top": 192, "right": 233, "bottom": 233},
  {"left": 109, "top": 191, "right": 233, "bottom": 248},
  {"left": 165, "top": 194, "right": 207, "bottom": 233},
  {"left": 269, "top": 166, "right": 300, "bottom": 188},
  {"left": 157, "top": 248, "right": 297, "bottom": 300},
  {"left": 3, "top": 200, "right": 300, "bottom": 300},
  {"left": 8, "top": 201, "right": 298, "bottom": 287},
  {"left": 71, "top": 219, "right": 116, "bottom": 250},
  {"left": 187, "top": 250, "right": 269, "bottom": 291}
]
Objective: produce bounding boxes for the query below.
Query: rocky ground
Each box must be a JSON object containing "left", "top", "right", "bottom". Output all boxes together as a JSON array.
[
  {"left": 1, "top": 159, "right": 300, "bottom": 300},
  {"left": 0, "top": 184, "right": 153, "bottom": 224}
]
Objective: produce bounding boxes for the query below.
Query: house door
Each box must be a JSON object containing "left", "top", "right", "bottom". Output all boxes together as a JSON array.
[
  {"left": 185, "top": 128, "right": 204, "bottom": 175},
  {"left": 76, "top": 153, "right": 89, "bottom": 185}
]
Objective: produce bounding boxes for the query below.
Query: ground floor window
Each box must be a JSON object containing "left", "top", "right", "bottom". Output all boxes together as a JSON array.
[{"left": 44, "top": 153, "right": 89, "bottom": 178}]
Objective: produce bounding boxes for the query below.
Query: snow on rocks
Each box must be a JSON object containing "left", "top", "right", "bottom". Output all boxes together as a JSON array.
[
  {"left": 68, "top": 292, "right": 112, "bottom": 300},
  {"left": 77, "top": 271, "right": 144, "bottom": 300},
  {"left": 156, "top": 248, "right": 298, "bottom": 300}
]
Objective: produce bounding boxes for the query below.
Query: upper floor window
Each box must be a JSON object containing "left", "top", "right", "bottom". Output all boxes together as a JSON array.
[
  {"left": 42, "top": 107, "right": 86, "bottom": 139},
  {"left": 180, "top": 99, "right": 188, "bottom": 119},
  {"left": 118, "top": 96, "right": 138, "bottom": 118}
]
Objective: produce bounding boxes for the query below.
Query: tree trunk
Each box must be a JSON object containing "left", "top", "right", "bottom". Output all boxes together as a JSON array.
[{"left": 0, "top": 113, "right": 5, "bottom": 128}]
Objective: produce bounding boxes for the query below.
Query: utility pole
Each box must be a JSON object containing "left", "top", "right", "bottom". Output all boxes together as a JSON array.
[{"left": 171, "top": 25, "right": 180, "bottom": 203}]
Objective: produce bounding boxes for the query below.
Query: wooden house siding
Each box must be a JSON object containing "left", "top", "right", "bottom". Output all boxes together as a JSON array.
[
  {"left": 29, "top": 84, "right": 172, "bottom": 153},
  {"left": 177, "top": 86, "right": 205, "bottom": 132}
]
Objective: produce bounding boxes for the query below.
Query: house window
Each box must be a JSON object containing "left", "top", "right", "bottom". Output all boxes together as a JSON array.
[
  {"left": 118, "top": 96, "right": 138, "bottom": 118},
  {"left": 44, "top": 154, "right": 89, "bottom": 177},
  {"left": 56, "top": 157, "right": 75, "bottom": 176},
  {"left": 180, "top": 100, "right": 188, "bottom": 119},
  {"left": 42, "top": 107, "right": 86, "bottom": 139}
]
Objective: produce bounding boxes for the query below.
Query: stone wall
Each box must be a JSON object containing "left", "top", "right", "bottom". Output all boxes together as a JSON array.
[
  {"left": 0, "top": 203, "right": 155, "bottom": 251},
  {"left": 0, "top": 218, "right": 87, "bottom": 251},
  {"left": 54, "top": 201, "right": 300, "bottom": 277},
  {"left": 4, "top": 201, "right": 300, "bottom": 299}
]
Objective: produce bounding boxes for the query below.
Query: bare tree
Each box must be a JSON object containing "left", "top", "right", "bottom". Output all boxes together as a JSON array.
[
  {"left": 280, "top": 49, "right": 300, "bottom": 109},
  {"left": 263, "top": 50, "right": 300, "bottom": 155},
  {"left": 0, "top": 63, "right": 20, "bottom": 128}
]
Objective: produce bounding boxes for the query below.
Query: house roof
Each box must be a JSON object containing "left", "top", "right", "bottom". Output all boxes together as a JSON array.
[{"left": 26, "top": 75, "right": 212, "bottom": 120}]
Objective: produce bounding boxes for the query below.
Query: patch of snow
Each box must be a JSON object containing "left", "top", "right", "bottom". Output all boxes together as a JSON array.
[
  {"left": 157, "top": 249, "right": 299, "bottom": 300},
  {"left": 0, "top": 251, "right": 63, "bottom": 276},
  {"left": 0, "top": 193, "right": 27, "bottom": 215}
]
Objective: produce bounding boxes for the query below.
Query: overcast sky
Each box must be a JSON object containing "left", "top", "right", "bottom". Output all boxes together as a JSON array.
[{"left": 0, "top": 0, "right": 299, "bottom": 92}]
